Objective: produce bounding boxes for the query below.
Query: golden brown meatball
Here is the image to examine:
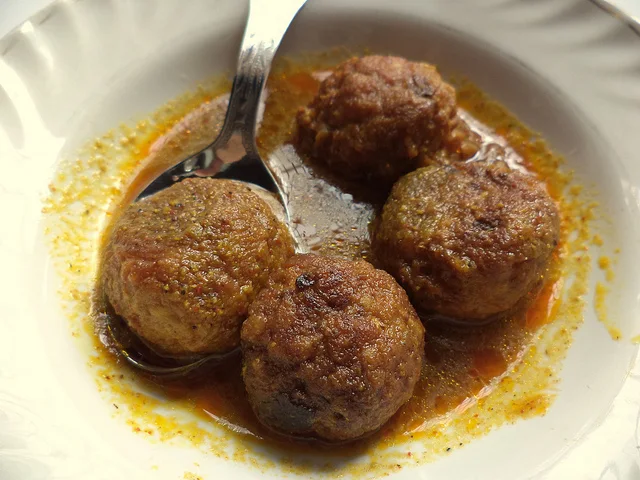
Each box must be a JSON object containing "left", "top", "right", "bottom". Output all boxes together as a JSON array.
[
  {"left": 296, "top": 55, "right": 478, "bottom": 184},
  {"left": 241, "top": 254, "right": 425, "bottom": 443},
  {"left": 102, "top": 178, "right": 294, "bottom": 357},
  {"left": 372, "top": 161, "right": 560, "bottom": 322}
]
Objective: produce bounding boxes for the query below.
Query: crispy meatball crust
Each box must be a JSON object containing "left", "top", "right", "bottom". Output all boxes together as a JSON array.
[
  {"left": 296, "top": 55, "right": 478, "bottom": 184},
  {"left": 241, "top": 254, "right": 425, "bottom": 443},
  {"left": 102, "top": 178, "right": 294, "bottom": 357},
  {"left": 372, "top": 161, "right": 560, "bottom": 321}
]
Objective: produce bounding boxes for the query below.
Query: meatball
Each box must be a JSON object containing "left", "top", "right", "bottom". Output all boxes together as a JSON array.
[
  {"left": 296, "top": 55, "right": 478, "bottom": 184},
  {"left": 372, "top": 161, "right": 560, "bottom": 321},
  {"left": 102, "top": 178, "right": 295, "bottom": 357},
  {"left": 241, "top": 254, "right": 425, "bottom": 443}
]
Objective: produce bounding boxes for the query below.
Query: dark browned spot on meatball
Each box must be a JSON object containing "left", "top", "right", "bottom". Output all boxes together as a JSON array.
[
  {"left": 295, "top": 274, "right": 315, "bottom": 290},
  {"left": 411, "top": 74, "right": 436, "bottom": 98}
]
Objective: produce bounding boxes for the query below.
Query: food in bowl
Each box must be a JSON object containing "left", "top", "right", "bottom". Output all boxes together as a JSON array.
[
  {"left": 101, "top": 54, "right": 562, "bottom": 439},
  {"left": 102, "top": 177, "right": 294, "bottom": 356},
  {"left": 372, "top": 160, "right": 560, "bottom": 321},
  {"left": 241, "top": 253, "right": 425, "bottom": 443},
  {"left": 295, "top": 55, "right": 479, "bottom": 184},
  {"left": 98, "top": 54, "right": 563, "bottom": 442},
  {"left": 45, "top": 47, "right": 600, "bottom": 475}
]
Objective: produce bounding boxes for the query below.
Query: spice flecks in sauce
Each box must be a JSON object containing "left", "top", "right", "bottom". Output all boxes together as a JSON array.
[{"left": 44, "top": 53, "right": 601, "bottom": 478}]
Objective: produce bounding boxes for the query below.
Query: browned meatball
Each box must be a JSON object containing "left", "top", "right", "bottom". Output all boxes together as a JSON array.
[
  {"left": 372, "top": 161, "right": 560, "bottom": 321},
  {"left": 102, "top": 178, "right": 294, "bottom": 357},
  {"left": 241, "top": 254, "right": 425, "bottom": 443},
  {"left": 296, "top": 55, "right": 478, "bottom": 184}
]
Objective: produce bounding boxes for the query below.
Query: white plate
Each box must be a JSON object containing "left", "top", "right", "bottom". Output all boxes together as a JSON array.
[{"left": 1, "top": 0, "right": 640, "bottom": 479}]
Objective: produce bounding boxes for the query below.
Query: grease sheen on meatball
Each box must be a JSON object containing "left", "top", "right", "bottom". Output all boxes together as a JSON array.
[
  {"left": 372, "top": 161, "right": 560, "bottom": 321},
  {"left": 296, "top": 55, "right": 479, "bottom": 184},
  {"left": 102, "top": 178, "right": 294, "bottom": 357},
  {"left": 241, "top": 254, "right": 425, "bottom": 443}
]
